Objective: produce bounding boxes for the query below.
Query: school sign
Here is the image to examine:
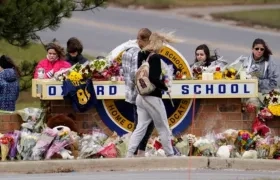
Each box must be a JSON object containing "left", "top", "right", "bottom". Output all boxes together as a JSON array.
[{"left": 32, "top": 45, "right": 258, "bottom": 136}]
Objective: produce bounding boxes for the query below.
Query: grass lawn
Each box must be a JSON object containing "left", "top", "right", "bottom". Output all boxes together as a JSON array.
[
  {"left": 109, "top": 0, "right": 280, "bottom": 8},
  {"left": 211, "top": 9, "right": 280, "bottom": 29},
  {"left": 0, "top": 40, "right": 95, "bottom": 111}
]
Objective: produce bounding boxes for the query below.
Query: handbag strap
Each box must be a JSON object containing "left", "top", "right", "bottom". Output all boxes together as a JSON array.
[{"left": 145, "top": 52, "right": 155, "bottom": 62}]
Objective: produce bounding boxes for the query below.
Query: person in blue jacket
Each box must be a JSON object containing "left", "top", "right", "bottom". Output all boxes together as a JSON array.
[{"left": 0, "top": 55, "right": 21, "bottom": 111}]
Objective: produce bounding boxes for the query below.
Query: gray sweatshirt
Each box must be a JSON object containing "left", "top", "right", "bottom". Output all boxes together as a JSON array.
[{"left": 243, "top": 55, "right": 279, "bottom": 94}]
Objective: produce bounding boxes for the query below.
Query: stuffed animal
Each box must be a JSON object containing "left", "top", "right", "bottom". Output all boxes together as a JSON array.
[
  {"left": 47, "top": 114, "right": 78, "bottom": 133},
  {"left": 46, "top": 114, "right": 79, "bottom": 159}
]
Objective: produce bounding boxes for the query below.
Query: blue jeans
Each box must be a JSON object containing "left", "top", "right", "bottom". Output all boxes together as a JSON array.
[{"left": 132, "top": 104, "right": 155, "bottom": 155}]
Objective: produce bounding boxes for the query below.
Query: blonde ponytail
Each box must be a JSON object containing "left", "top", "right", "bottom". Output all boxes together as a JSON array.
[{"left": 143, "top": 31, "right": 182, "bottom": 52}]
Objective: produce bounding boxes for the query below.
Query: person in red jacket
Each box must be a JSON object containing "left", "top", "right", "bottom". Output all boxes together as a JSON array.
[{"left": 34, "top": 42, "right": 71, "bottom": 79}]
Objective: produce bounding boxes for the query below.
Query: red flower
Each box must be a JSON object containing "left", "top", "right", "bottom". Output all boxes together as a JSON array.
[{"left": 216, "top": 67, "right": 221, "bottom": 71}]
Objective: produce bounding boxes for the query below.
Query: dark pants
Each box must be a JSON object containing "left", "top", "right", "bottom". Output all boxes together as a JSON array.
[{"left": 132, "top": 104, "right": 155, "bottom": 155}]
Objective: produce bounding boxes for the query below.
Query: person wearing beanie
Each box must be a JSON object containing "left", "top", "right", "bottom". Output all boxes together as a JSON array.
[
  {"left": 0, "top": 55, "right": 21, "bottom": 111},
  {"left": 66, "top": 37, "right": 88, "bottom": 65},
  {"left": 33, "top": 42, "right": 71, "bottom": 79}
]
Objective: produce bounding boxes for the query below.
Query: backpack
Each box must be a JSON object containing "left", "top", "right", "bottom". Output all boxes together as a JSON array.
[{"left": 135, "top": 53, "right": 156, "bottom": 95}]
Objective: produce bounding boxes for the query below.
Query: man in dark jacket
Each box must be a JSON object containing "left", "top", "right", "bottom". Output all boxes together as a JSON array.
[{"left": 66, "top": 37, "right": 88, "bottom": 65}]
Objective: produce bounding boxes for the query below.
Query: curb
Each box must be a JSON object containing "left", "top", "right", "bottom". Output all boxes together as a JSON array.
[
  {"left": 0, "top": 157, "right": 279, "bottom": 174},
  {"left": 208, "top": 158, "right": 280, "bottom": 171},
  {"left": 0, "top": 157, "right": 207, "bottom": 174}
]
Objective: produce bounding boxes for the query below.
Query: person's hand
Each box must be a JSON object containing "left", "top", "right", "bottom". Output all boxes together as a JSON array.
[{"left": 167, "top": 87, "right": 171, "bottom": 94}]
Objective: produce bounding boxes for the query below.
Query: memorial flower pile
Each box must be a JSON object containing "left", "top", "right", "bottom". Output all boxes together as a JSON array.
[
  {"left": 2, "top": 125, "right": 280, "bottom": 160},
  {"left": 55, "top": 57, "right": 125, "bottom": 82},
  {"left": 264, "top": 89, "right": 280, "bottom": 116},
  {"left": 1, "top": 106, "right": 280, "bottom": 161}
]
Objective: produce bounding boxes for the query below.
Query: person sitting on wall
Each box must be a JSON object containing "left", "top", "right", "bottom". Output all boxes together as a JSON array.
[
  {"left": 191, "top": 44, "right": 213, "bottom": 68},
  {"left": 66, "top": 37, "right": 88, "bottom": 66},
  {"left": 243, "top": 38, "right": 279, "bottom": 94},
  {"left": 34, "top": 42, "right": 71, "bottom": 79},
  {"left": 0, "top": 55, "right": 21, "bottom": 111},
  {"left": 191, "top": 44, "right": 218, "bottom": 79}
]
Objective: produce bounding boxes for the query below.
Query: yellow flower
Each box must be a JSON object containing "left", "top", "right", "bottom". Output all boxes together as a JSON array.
[
  {"left": 214, "top": 71, "right": 223, "bottom": 80},
  {"left": 224, "top": 69, "right": 236, "bottom": 80},
  {"left": 67, "top": 71, "right": 83, "bottom": 82},
  {"left": 268, "top": 104, "right": 280, "bottom": 116}
]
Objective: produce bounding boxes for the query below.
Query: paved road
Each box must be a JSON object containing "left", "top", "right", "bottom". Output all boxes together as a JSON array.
[
  {"left": 170, "top": 4, "right": 280, "bottom": 16},
  {"left": 38, "top": 6, "right": 280, "bottom": 65},
  {"left": 1, "top": 169, "right": 280, "bottom": 180}
]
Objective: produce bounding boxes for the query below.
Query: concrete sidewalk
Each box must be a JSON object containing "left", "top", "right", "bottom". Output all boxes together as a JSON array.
[{"left": 0, "top": 157, "right": 279, "bottom": 174}]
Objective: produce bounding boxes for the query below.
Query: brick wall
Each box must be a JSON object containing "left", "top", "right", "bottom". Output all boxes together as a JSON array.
[
  {"left": 0, "top": 114, "right": 22, "bottom": 133},
  {"left": 185, "top": 98, "right": 280, "bottom": 136},
  {"left": 1, "top": 98, "right": 279, "bottom": 136},
  {"left": 49, "top": 100, "right": 113, "bottom": 136}
]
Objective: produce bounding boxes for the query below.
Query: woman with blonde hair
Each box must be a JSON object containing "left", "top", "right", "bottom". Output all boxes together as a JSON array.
[{"left": 126, "top": 31, "right": 181, "bottom": 157}]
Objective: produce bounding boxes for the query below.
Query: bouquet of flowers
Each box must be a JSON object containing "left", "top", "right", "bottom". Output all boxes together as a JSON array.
[
  {"left": 91, "top": 128, "right": 108, "bottom": 145},
  {"left": 18, "top": 131, "right": 40, "bottom": 160},
  {"left": 54, "top": 68, "right": 71, "bottom": 81},
  {"left": 223, "top": 56, "right": 246, "bottom": 80},
  {"left": 224, "top": 67, "right": 238, "bottom": 80},
  {"left": 222, "top": 129, "right": 239, "bottom": 145},
  {"left": 204, "top": 56, "right": 228, "bottom": 74},
  {"left": 7, "top": 130, "right": 21, "bottom": 160},
  {"left": 90, "top": 58, "right": 112, "bottom": 80},
  {"left": 235, "top": 130, "right": 255, "bottom": 153},
  {"left": 31, "top": 128, "right": 57, "bottom": 160},
  {"left": 16, "top": 108, "right": 44, "bottom": 133},
  {"left": 255, "top": 136, "right": 272, "bottom": 159},
  {"left": 89, "top": 58, "right": 109, "bottom": 73},
  {"left": 78, "top": 134, "right": 104, "bottom": 159},
  {"left": 115, "top": 133, "right": 131, "bottom": 158},
  {"left": 102, "top": 60, "right": 122, "bottom": 81},
  {"left": 0, "top": 134, "right": 14, "bottom": 161},
  {"left": 213, "top": 66, "right": 223, "bottom": 80},
  {"left": 192, "top": 61, "right": 204, "bottom": 80},
  {"left": 193, "top": 133, "right": 217, "bottom": 157},
  {"left": 67, "top": 71, "right": 83, "bottom": 83},
  {"left": 45, "top": 127, "right": 73, "bottom": 159},
  {"left": 161, "top": 60, "right": 174, "bottom": 88},
  {"left": 263, "top": 89, "right": 280, "bottom": 116},
  {"left": 215, "top": 133, "right": 227, "bottom": 146},
  {"left": 97, "top": 142, "right": 118, "bottom": 158},
  {"left": 174, "top": 137, "right": 190, "bottom": 156}
]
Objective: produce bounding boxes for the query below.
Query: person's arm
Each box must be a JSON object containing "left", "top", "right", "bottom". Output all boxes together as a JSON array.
[
  {"left": 137, "top": 51, "right": 145, "bottom": 68},
  {"left": 122, "top": 49, "right": 138, "bottom": 88},
  {"left": 34, "top": 60, "right": 51, "bottom": 79},
  {"left": 259, "top": 60, "right": 279, "bottom": 93},
  {"left": 148, "top": 54, "right": 168, "bottom": 91},
  {"left": 34, "top": 61, "right": 43, "bottom": 79},
  {"left": 128, "top": 50, "right": 139, "bottom": 86}
]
